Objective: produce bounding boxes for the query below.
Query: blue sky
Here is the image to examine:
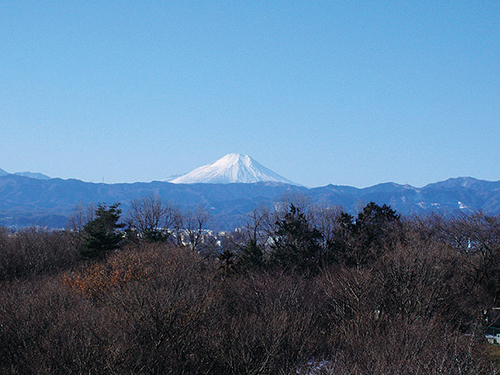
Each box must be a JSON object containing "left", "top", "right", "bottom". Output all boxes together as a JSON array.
[{"left": 1, "top": 1, "right": 499, "bottom": 187}]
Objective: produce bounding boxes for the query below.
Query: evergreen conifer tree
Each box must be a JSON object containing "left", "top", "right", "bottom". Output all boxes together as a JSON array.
[{"left": 80, "top": 203, "right": 124, "bottom": 259}]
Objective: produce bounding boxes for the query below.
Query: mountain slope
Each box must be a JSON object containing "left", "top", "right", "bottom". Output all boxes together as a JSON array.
[
  {"left": 0, "top": 168, "right": 50, "bottom": 179},
  {"left": 14, "top": 172, "right": 51, "bottom": 180},
  {"left": 170, "top": 154, "right": 298, "bottom": 185}
]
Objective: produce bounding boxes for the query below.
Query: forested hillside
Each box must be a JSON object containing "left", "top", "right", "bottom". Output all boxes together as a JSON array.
[
  {"left": 1, "top": 174, "right": 500, "bottom": 229},
  {"left": 2, "top": 200, "right": 500, "bottom": 374}
]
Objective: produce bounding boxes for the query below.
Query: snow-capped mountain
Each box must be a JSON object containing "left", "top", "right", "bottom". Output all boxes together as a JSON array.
[{"left": 170, "top": 153, "right": 298, "bottom": 185}]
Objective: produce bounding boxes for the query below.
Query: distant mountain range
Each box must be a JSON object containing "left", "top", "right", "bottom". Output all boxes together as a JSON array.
[
  {"left": 0, "top": 171, "right": 499, "bottom": 230},
  {"left": 1, "top": 155, "right": 499, "bottom": 229}
]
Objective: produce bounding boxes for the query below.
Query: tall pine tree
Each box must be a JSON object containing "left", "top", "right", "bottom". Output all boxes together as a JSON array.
[{"left": 81, "top": 203, "right": 125, "bottom": 259}]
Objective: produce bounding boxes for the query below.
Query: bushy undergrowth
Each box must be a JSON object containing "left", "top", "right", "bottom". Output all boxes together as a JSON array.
[
  {"left": 0, "top": 227, "right": 79, "bottom": 281},
  {"left": 1, "top": 206, "right": 500, "bottom": 374}
]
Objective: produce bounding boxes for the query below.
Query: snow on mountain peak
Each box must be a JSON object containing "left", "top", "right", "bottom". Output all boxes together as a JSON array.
[{"left": 170, "top": 153, "right": 298, "bottom": 185}]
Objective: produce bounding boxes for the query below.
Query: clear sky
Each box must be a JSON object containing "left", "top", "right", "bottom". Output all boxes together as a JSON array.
[{"left": 1, "top": 1, "right": 499, "bottom": 188}]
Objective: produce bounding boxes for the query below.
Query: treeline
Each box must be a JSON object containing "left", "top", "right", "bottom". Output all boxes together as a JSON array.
[{"left": 1, "top": 196, "right": 500, "bottom": 374}]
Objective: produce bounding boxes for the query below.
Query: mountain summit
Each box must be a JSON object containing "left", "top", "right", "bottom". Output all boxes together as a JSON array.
[{"left": 170, "top": 153, "right": 298, "bottom": 185}]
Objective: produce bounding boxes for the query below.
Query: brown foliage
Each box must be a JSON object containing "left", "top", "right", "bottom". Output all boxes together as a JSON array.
[
  {"left": 62, "top": 249, "right": 148, "bottom": 300},
  {"left": 2, "top": 212, "right": 500, "bottom": 374},
  {"left": 0, "top": 227, "right": 79, "bottom": 281}
]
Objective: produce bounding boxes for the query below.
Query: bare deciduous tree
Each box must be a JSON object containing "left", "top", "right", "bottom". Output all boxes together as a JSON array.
[
  {"left": 245, "top": 205, "right": 271, "bottom": 245},
  {"left": 128, "top": 194, "right": 175, "bottom": 242},
  {"left": 308, "top": 203, "right": 343, "bottom": 248},
  {"left": 66, "top": 202, "right": 96, "bottom": 234},
  {"left": 184, "top": 206, "right": 212, "bottom": 253}
]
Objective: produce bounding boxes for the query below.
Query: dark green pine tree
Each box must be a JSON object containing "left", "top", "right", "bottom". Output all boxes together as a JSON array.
[
  {"left": 270, "top": 204, "right": 323, "bottom": 273},
  {"left": 80, "top": 203, "right": 125, "bottom": 259},
  {"left": 237, "top": 238, "right": 265, "bottom": 272},
  {"left": 354, "top": 202, "right": 401, "bottom": 249},
  {"left": 328, "top": 202, "right": 401, "bottom": 267}
]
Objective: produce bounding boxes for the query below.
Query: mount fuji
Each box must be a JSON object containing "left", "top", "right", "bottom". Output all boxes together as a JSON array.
[{"left": 169, "top": 153, "right": 298, "bottom": 185}]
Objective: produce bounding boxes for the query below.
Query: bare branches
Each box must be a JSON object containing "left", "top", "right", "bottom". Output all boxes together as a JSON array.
[
  {"left": 3, "top": 204, "right": 500, "bottom": 374},
  {"left": 66, "top": 202, "right": 96, "bottom": 234},
  {"left": 128, "top": 194, "right": 175, "bottom": 243},
  {"left": 183, "top": 206, "right": 212, "bottom": 252}
]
